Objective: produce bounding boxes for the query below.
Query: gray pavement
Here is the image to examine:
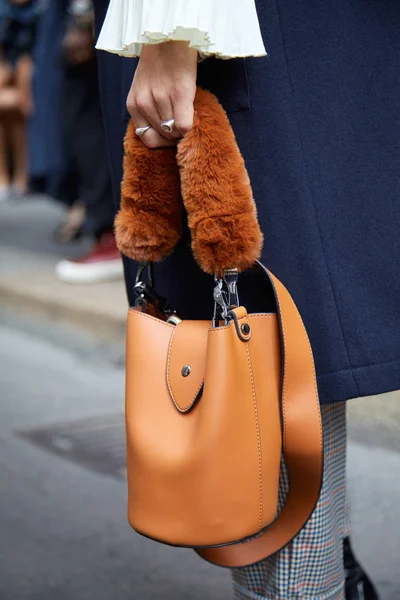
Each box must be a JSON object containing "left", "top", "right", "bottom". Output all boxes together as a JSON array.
[
  {"left": 0, "top": 196, "right": 126, "bottom": 342},
  {"left": 0, "top": 194, "right": 91, "bottom": 259},
  {"left": 0, "top": 319, "right": 400, "bottom": 600}
]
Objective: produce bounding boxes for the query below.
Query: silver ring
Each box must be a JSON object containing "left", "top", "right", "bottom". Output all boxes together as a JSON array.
[
  {"left": 160, "top": 119, "right": 175, "bottom": 133},
  {"left": 135, "top": 125, "right": 151, "bottom": 137}
]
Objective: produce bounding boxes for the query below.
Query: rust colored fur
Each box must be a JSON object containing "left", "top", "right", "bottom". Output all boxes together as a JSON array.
[
  {"left": 177, "top": 89, "right": 263, "bottom": 275},
  {"left": 116, "top": 88, "right": 263, "bottom": 275},
  {"left": 115, "top": 120, "right": 181, "bottom": 262}
]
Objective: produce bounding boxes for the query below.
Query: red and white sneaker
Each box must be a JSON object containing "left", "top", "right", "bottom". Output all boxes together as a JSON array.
[{"left": 56, "top": 232, "right": 124, "bottom": 284}]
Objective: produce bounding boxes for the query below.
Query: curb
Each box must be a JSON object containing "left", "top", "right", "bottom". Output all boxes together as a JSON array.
[
  {"left": 0, "top": 247, "right": 127, "bottom": 344},
  {"left": 0, "top": 280, "right": 127, "bottom": 343}
]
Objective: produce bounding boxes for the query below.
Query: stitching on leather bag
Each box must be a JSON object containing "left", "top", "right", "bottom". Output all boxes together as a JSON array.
[
  {"left": 208, "top": 313, "right": 276, "bottom": 335},
  {"left": 273, "top": 290, "right": 288, "bottom": 452},
  {"left": 166, "top": 328, "right": 181, "bottom": 411},
  {"left": 166, "top": 327, "right": 204, "bottom": 414},
  {"left": 245, "top": 342, "right": 263, "bottom": 532},
  {"left": 273, "top": 278, "right": 323, "bottom": 455},
  {"left": 293, "top": 311, "right": 322, "bottom": 450},
  {"left": 299, "top": 312, "right": 323, "bottom": 449},
  {"left": 128, "top": 308, "right": 174, "bottom": 329}
]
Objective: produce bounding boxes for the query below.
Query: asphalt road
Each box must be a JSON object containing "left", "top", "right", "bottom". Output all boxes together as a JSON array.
[{"left": 0, "top": 319, "right": 399, "bottom": 600}]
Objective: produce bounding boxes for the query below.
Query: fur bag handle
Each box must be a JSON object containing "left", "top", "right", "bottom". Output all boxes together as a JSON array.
[{"left": 115, "top": 88, "right": 263, "bottom": 276}]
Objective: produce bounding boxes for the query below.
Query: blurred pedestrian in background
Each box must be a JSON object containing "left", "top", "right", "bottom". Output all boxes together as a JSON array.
[
  {"left": 0, "top": 0, "right": 40, "bottom": 201},
  {"left": 29, "top": 0, "right": 122, "bottom": 283},
  {"left": 55, "top": 0, "right": 122, "bottom": 283}
]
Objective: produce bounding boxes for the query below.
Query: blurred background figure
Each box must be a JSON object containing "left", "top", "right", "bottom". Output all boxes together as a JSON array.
[
  {"left": 28, "top": 0, "right": 122, "bottom": 283},
  {"left": 55, "top": 0, "right": 122, "bottom": 283},
  {"left": 0, "top": 0, "right": 40, "bottom": 201}
]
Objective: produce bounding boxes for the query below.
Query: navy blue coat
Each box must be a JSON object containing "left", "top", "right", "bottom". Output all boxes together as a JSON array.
[{"left": 94, "top": 0, "right": 400, "bottom": 405}]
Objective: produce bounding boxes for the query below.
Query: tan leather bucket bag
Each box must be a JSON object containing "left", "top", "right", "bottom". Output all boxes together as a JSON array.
[{"left": 116, "top": 88, "right": 323, "bottom": 568}]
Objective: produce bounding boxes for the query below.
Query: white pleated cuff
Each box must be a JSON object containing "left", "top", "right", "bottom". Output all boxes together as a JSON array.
[{"left": 95, "top": 0, "right": 267, "bottom": 59}]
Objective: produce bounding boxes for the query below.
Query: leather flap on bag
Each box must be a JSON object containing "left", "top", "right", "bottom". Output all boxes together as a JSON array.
[{"left": 167, "top": 320, "right": 210, "bottom": 413}]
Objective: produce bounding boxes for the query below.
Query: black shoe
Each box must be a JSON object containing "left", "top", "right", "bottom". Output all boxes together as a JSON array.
[{"left": 344, "top": 537, "right": 379, "bottom": 600}]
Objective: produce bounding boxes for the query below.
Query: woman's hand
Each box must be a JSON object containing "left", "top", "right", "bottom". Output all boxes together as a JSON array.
[{"left": 127, "top": 41, "right": 198, "bottom": 149}]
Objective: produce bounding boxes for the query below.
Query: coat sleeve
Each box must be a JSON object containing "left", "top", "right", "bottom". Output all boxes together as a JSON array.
[{"left": 95, "top": 0, "right": 266, "bottom": 59}]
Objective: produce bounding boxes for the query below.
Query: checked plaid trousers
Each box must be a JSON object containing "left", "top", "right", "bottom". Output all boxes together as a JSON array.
[{"left": 232, "top": 402, "right": 348, "bottom": 600}]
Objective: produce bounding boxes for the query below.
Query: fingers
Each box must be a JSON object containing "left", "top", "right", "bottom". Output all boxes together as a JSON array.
[
  {"left": 172, "top": 89, "right": 195, "bottom": 137},
  {"left": 130, "top": 111, "right": 177, "bottom": 149},
  {"left": 128, "top": 87, "right": 178, "bottom": 143},
  {"left": 152, "top": 90, "right": 181, "bottom": 140},
  {"left": 128, "top": 100, "right": 177, "bottom": 148},
  {"left": 128, "top": 90, "right": 193, "bottom": 148},
  {"left": 136, "top": 92, "right": 171, "bottom": 139},
  {"left": 126, "top": 42, "right": 198, "bottom": 149},
  {"left": 139, "top": 129, "right": 177, "bottom": 149}
]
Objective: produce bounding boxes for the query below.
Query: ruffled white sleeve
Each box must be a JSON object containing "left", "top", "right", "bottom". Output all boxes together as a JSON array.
[{"left": 95, "top": 0, "right": 266, "bottom": 59}]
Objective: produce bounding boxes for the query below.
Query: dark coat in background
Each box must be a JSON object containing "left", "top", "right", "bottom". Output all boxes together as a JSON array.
[
  {"left": 28, "top": 0, "right": 66, "bottom": 197},
  {"left": 94, "top": 0, "right": 400, "bottom": 405}
]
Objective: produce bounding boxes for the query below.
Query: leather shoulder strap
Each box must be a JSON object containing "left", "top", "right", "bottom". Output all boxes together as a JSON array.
[{"left": 197, "top": 265, "right": 323, "bottom": 567}]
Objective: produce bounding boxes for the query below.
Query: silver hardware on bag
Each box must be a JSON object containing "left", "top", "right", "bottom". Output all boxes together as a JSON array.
[
  {"left": 133, "top": 262, "right": 153, "bottom": 310},
  {"left": 213, "top": 280, "right": 228, "bottom": 327},
  {"left": 135, "top": 261, "right": 153, "bottom": 287},
  {"left": 241, "top": 323, "right": 251, "bottom": 335},
  {"left": 223, "top": 269, "right": 239, "bottom": 309},
  {"left": 133, "top": 262, "right": 179, "bottom": 320},
  {"left": 227, "top": 309, "right": 252, "bottom": 342},
  {"left": 213, "top": 268, "right": 240, "bottom": 327},
  {"left": 167, "top": 314, "right": 182, "bottom": 326},
  {"left": 181, "top": 365, "right": 191, "bottom": 377}
]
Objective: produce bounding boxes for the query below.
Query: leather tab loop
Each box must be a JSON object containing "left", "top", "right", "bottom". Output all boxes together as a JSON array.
[
  {"left": 167, "top": 320, "right": 209, "bottom": 413},
  {"left": 228, "top": 307, "right": 252, "bottom": 342}
]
